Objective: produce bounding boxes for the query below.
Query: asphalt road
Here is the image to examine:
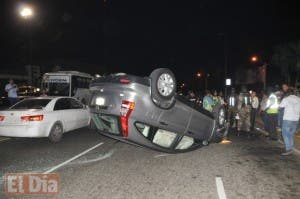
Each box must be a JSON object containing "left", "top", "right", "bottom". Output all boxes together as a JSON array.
[{"left": 0, "top": 128, "right": 300, "bottom": 199}]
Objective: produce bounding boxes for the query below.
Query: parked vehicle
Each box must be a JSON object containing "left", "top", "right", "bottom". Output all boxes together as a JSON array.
[
  {"left": 42, "top": 71, "right": 93, "bottom": 104},
  {"left": 0, "top": 97, "right": 90, "bottom": 142},
  {"left": 89, "top": 68, "right": 228, "bottom": 153}
]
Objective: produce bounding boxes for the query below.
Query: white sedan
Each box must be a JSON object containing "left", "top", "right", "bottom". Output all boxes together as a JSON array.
[{"left": 0, "top": 97, "right": 90, "bottom": 142}]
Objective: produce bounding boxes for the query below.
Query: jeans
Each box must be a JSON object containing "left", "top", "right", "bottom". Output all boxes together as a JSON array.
[{"left": 282, "top": 120, "right": 299, "bottom": 151}]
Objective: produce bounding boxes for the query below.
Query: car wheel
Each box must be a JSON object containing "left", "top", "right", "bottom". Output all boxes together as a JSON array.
[
  {"left": 150, "top": 68, "right": 177, "bottom": 109},
  {"left": 48, "top": 122, "right": 63, "bottom": 142},
  {"left": 212, "top": 105, "right": 227, "bottom": 143}
]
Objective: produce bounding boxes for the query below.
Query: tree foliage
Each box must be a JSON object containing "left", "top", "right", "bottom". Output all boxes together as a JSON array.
[{"left": 271, "top": 40, "right": 300, "bottom": 86}]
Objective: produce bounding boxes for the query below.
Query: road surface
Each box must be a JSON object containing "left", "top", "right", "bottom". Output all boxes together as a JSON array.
[{"left": 0, "top": 128, "right": 299, "bottom": 199}]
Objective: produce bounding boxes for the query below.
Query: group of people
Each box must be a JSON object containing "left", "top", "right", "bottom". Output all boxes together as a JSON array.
[
  {"left": 186, "top": 90, "right": 225, "bottom": 112},
  {"left": 228, "top": 83, "right": 300, "bottom": 156}
]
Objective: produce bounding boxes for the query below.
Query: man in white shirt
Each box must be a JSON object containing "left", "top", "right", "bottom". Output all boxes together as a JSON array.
[
  {"left": 279, "top": 89, "right": 300, "bottom": 155},
  {"left": 250, "top": 91, "right": 259, "bottom": 131},
  {"left": 5, "top": 79, "right": 18, "bottom": 106}
]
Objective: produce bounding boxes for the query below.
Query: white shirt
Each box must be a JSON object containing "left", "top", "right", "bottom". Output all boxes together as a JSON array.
[
  {"left": 279, "top": 95, "right": 300, "bottom": 121},
  {"left": 5, "top": 83, "right": 18, "bottom": 98},
  {"left": 251, "top": 96, "right": 259, "bottom": 109}
]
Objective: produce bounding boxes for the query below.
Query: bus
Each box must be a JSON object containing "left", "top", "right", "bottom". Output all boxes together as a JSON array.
[{"left": 42, "top": 71, "right": 93, "bottom": 104}]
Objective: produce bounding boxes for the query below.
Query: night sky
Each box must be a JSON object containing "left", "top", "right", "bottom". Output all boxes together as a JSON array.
[{"left": 0, "top": 0, "right": 299, "bottom": 89}]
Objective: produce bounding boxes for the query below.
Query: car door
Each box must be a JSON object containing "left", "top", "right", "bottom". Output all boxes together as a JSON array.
[
  {"left": 53, "top": 98, "right": 74, "bottom": 132},
  {"left": 69, "top": 98, "right": 90, "bottom": 128}
]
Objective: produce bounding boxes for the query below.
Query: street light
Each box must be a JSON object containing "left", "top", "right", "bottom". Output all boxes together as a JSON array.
[
  {"left": 196, "top": 72, "right": 202, "bottom": 78},
  {"left": 251, "top": 56, "right": 258, "bottom": 62},
  {"left": 20, "top": 7, "right": 33, "bottom": 19},
  {"left": 250, "top": 56, "right": 267, "bottom": 91}
]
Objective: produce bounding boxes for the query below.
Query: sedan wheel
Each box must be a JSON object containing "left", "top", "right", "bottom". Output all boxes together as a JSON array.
[{"left": 49, "top": 123, "right": 63, "bottom": 142}]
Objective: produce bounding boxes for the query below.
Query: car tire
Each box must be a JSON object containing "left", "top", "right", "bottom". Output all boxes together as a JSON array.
[
  {"left": 48, "top": 122, "right": 64, "bottom": 142},
  {"left": 150, "top": 68, "right": 177, "bottom": 109},
  {"left": 212, "top": 105, "right": 227, "bottom": 143}
]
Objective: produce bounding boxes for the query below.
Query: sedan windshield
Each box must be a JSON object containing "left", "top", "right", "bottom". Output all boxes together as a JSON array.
[{"left": 10, "top": 99, "right": 51, "bottom": 109}]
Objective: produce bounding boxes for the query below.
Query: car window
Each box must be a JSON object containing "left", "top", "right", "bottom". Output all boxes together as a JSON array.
[
  {"left": 70, "top": 98, "right": 84, "bottom": 109},
  {"left": 54, "top": 98, "right": 71, "bottom": 110},
  {"left": 10, "top": 99, "right": 51, "bottom": 109},
  {"left": 135, "top": 123, "right": 177, "bottom": 148}
]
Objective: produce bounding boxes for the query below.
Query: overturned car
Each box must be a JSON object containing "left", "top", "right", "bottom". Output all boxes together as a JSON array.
[{"left": 89, "top": 68, "right": 227, "bottom": 153}]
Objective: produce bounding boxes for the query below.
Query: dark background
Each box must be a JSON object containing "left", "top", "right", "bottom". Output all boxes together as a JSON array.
[{"left": 0, "top": 0, "right": 299, "bottom": 90}]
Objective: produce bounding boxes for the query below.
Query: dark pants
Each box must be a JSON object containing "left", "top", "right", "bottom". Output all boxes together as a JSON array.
[
  {"left": 8, "top": 97, "right": 18, "bottom": 106},
  {"left": 250, "top": 108, "right": 257, "bottom": 131},
  {"left": 266, "top": 114, "right": 278, "bottom": 139}
]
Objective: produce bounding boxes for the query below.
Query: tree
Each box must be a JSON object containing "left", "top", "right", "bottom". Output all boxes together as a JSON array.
[{"left": 271, "top": 40, "right": 300, "bottom": 87}]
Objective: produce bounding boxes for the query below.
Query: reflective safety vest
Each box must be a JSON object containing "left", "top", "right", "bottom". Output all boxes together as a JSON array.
[
  {"left": 266, "top": 93, "right": 279, "bottom": 114},
  {"left": 212, "top": 96, "right": 220, "bottom": 105},
  {"left": 229, "top": 96, "right": 235, "bottom": 106}
]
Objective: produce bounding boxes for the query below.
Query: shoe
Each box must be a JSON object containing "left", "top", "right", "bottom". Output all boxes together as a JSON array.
[{"left": 281, "top": 150, "right": 293, "bottom": 156}]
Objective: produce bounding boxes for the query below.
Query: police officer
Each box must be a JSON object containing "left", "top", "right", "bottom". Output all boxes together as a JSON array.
[{"left": 265, "top": 93, "right": 279, "bottom": 140}]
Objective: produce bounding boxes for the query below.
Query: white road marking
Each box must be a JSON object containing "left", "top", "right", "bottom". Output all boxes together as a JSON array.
[
  {"left": 216, "top": 177, "right": 227, "bottom": 199},
  {"left": 0, "top": 138, "right": 10, "bottom": 143},
  {"left": 70, "top": 149, "right": 115, "bottom": 165},
  {"left": 154, "top": 153, "right": 171, "bottom": 158},
  {"left": 43, "top": 142, "right": 104, "bottom": 174}
]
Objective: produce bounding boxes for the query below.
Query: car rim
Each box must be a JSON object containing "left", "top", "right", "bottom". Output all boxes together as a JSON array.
[
  {"left": 157, "top": 73, "right": 174, "bottom": 97},
  {"left": 219, "top": 109, "right": 225, "bottom": 126}
]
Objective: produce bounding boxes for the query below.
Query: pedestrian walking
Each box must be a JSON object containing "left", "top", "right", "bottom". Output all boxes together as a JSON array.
[
  {"left": 5, "top": 79, "right": 18, "bottom": 106},
  {"left": 250, "top": 91, "right": 259, "bottom": 131},
  {"left": 279, "top": 89, "right": 300, "bottom": 156},
  {"left": 265, "top": 93, "right": 279, "bottom": 140}
]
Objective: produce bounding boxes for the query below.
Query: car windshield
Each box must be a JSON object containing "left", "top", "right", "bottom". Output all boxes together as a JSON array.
[{"left": 10, "top": 99, "right": 51, "bottom": 109}]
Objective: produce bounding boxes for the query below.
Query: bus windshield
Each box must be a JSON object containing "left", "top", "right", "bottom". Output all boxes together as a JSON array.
[
  {"left": 46, "top": 82, "right": 70, "bottom": 96},
  {"left": 42, "top": 75, "right": 70, "bottom": 96}
]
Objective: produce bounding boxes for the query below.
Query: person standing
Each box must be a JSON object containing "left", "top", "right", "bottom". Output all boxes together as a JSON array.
[
  {"left": 279, "top": 89, "right": 300, "bottom": 155},
  {"left": 5, "top": 79, "right": 18, "bottom": 106},
  {"left": 250, "top": 91, "right": 259, "bottom": 131},
  {"left": 278, "top": 83, "right": 289, "bottom": 128},
  {"left": 259, "top": 93, "right": 268, "bottom": 130},
  {"left": 236, "top": 103, "right": 251, "bottom": 136},
  {"left": 265, "top": 93, "right": 279, "bottom": 140},
  {"left": 203, "top": 91, "right": 214, "bottom": 112}
]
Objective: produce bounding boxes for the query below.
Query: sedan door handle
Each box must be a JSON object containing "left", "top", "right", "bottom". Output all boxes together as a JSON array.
[{"left": 159, "top": 121, "right": 168, "bottom": 126}]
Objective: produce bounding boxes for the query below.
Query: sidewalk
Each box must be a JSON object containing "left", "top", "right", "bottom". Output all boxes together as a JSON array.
[{"left": 255, "top": 118, "right": 300, "bottom": 152}]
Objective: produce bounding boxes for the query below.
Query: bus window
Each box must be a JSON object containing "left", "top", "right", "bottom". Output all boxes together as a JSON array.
[{"left": 71, "top": 76, "right": 92, "bottom": 96}]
